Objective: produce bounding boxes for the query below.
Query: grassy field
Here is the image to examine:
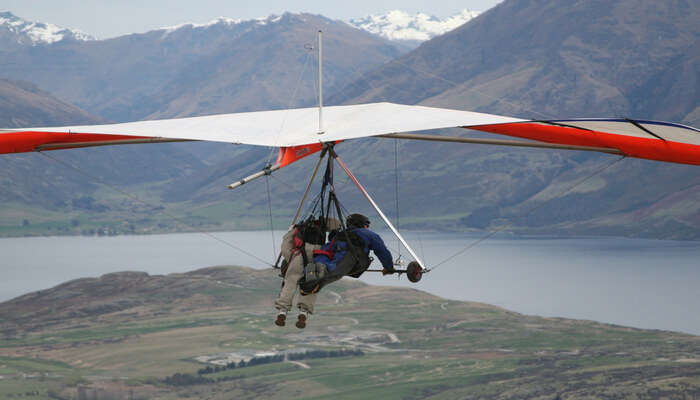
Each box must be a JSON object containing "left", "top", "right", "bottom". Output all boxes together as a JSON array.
[{"left": 0, "top": 266, "right": 698, "bottom": 399}]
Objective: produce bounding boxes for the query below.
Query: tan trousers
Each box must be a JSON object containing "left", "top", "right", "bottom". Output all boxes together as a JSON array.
[{"left": 274, "top": 230, "right": 320, "bottom": 313}]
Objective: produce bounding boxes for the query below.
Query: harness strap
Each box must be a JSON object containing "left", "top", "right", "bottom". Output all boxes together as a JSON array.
[
  {"left": 293, "top": 224, "right": 310, "bottom": 267},
  {"left": 313, "top": 249, "right": 334, "bottom": 258},
  {"left": 293, "top": 227, "right": 304, "bottom": 249},
  {"left": 301, "top": 244, "right": 309, "bottom": 266}
]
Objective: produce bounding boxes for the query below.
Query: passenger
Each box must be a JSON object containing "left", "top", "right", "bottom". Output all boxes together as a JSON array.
[{"left": 274, "top": 218, "right": 338, "bottom": 328}]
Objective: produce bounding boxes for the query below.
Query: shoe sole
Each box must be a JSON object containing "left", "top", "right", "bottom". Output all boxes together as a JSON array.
[
  {"left": 296, "top": 315, "right": 307, "bottom": 329},
  {"left": 275, "top": 315, "right": 286, "bottom": 327}
]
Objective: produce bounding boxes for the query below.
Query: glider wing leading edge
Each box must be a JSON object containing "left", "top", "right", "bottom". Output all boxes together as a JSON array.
[
  {"left": 472, "top": 119, "right": 700, "bottom": 166},
  {"left": 1, "top": 102, "right": 699, "bottom": 167}
]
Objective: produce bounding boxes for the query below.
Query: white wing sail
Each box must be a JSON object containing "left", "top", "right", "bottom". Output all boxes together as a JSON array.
[{"left": 4, "top": 102, "right": 523, "bottom": 147}]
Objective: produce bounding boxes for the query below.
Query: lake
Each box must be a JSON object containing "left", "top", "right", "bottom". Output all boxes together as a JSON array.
[{"left": 2, "top": 231, "right": 699, "bottom": 335}]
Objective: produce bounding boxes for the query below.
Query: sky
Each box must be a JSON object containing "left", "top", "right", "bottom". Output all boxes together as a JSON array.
[{"left": 3, "top": 0, "right": 502, "bottom": 39}]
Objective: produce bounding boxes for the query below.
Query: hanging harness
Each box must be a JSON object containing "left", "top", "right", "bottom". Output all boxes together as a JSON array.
[
  {"left": 293, "top": 152, "right": 372, "bottom": 295},
  {"left": 299, "top": 227, "right": 371, "bottom": 295},
  {"left": 321, "top": 229, "right": 371, "bottom": 277}
]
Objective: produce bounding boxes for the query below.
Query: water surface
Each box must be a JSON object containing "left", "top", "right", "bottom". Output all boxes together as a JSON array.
[{"left": 2, "top": 231, "right": 699, "bottom": 335}]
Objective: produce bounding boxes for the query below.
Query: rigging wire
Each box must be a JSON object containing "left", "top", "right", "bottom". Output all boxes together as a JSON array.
[
  {"left": 262, "top": 36, "right": 318, "bottom": 262},
  {"left": 38, "top": 150, "right": 274, "bottom": 267},
  {"left": 310, "top": 35, "right": 320, "bottom": 113},
  {"left": 324, "top": 43, "right": 554, "bottom": 121},
  {"left": 394, "top": 139, "right": 401, "bottom": 260},
  {"left": 333, "top": 151, "right": 382, "bottom": 216},
  {"left": 417, "top": 229, "right": 426, "bottom": 267},
  {"left": 397, "top": 140, "right": 427, "bottom": 265},
  {"left": 429, "top": 154, "right": 628, "bottom": 271},
  {"left": 265, "top": 174, "right": 277, "bottom": 263},
  {"left": 380, "top": 58, "right": 555, "bottom": 120},
  {"left": 269, "top": 173, "right": 301, "bottom": 193},
  {"left": 266, "top": 48, "right": 313, "bottom": 165}
]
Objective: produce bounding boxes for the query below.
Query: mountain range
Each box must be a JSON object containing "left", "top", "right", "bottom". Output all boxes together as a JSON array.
[
  {"left": 0, "top": 12, "right": 401, "bottom": 122},
  {"left": 0, "top": 11, "right": 93, "bottom": 49},
  {"left": 1, "top": 0, "right": 699, "bottom": 239},
  {"left": 0, "top": 9, "right": 478, "bottom": 48}
]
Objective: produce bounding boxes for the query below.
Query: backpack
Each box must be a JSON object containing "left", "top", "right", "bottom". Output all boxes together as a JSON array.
[{"left": 294, "top": 217, "right": 325, "bottom": 247}]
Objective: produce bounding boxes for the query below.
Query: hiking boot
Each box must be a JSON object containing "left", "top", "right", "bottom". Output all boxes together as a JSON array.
[
  {"left": 296, "top": 313, "right": 307, "bottom": 329},
  {"left": 275, "top": 312, "right": 286, "bottom": 327}
]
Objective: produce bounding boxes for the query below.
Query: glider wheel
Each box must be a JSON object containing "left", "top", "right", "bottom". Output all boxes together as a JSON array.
[{"left": 406, "top": 261, "right": 423, "bottom": 283}]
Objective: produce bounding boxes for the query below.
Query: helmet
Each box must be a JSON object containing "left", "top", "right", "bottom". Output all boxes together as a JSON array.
[{"left": 346, "top": 213, "right": 370, "bottom": 228}]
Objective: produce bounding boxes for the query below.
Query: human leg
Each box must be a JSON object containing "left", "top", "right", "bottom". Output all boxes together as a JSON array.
[
  {"left": 280, "top": 229, "right": 296, "bottom": 261},
  {"left": 297, "top": 292, "right": 317, "bottom": 314},
  {"left": 274, "top": 255, "right": 304, "bottom": 313},
  {"left": 296, "top": 243, "right": 322, "bottom": 314}
]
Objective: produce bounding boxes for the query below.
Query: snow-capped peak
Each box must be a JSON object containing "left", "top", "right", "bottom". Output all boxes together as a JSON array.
[
  {"left": 157, "top": 14, "right": 285, "bottom": 38},
  {"left": 158, "top": 16, "right": 244, "bottom": 35},
  {"left": 0, "top": 11, "right": 94, "bottom": 45},
  {"left": 349, "top": 9, "right": 480, "bottom": 42}
]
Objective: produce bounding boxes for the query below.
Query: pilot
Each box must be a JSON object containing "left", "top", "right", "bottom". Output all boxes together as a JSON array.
[{"left": 294, "top": 213, "right": 395, "bottom": 328}]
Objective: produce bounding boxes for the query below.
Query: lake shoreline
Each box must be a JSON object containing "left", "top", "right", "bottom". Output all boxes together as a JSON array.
[{"left": 4, "top": 231, "right": 700, "bottom": 335}]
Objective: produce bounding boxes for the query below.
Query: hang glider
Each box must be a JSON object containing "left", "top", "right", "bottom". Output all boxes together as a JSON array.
[{"left": 2, "top": 102, "right": 699, "bottom": 171}]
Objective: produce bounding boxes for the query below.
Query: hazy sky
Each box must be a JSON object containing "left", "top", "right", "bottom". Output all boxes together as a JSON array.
[{"left": 3, "top": 0, "right": 502, "bottom": 39}]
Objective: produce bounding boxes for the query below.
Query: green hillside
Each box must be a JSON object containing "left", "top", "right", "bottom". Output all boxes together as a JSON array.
[{"left": 0, "top": 266, "right": 698, "bottom": 398}]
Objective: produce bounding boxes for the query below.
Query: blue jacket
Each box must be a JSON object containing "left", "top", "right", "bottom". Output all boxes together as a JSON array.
[{"left": 314, "top": 228, "right": 393, "bottom": 272}]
